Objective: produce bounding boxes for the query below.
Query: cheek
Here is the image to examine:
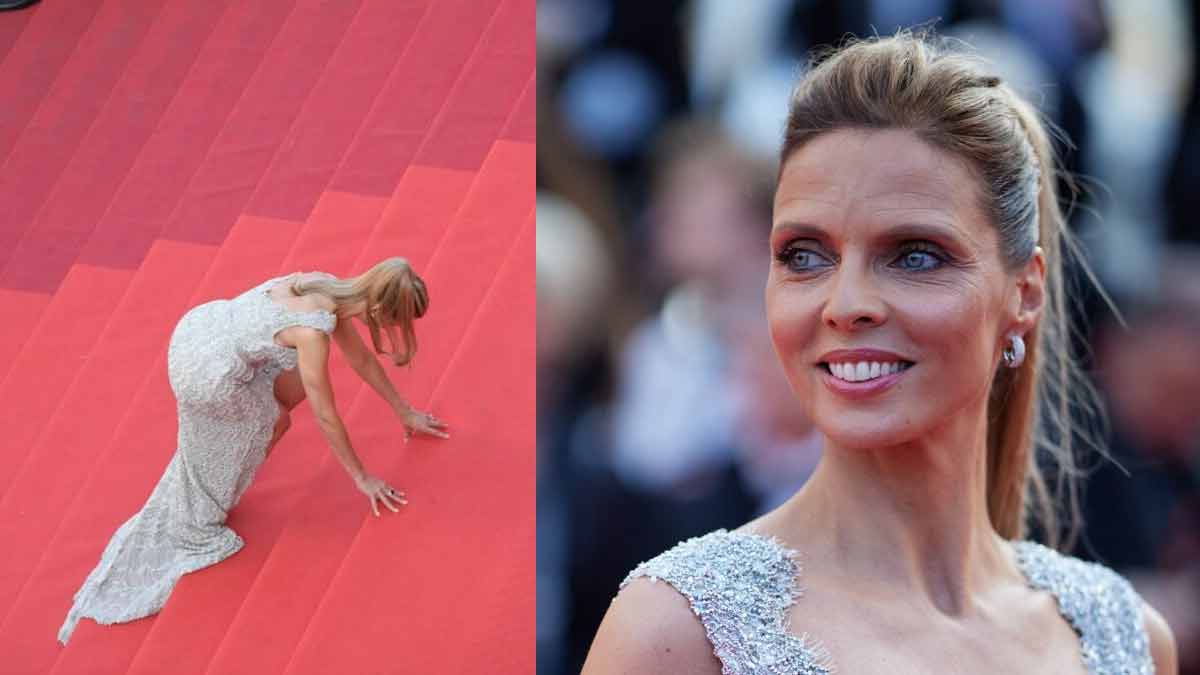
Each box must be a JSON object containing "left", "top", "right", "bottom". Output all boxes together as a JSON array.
[
  {"left": 764, "top": 276, "right": 821, "bottom": 382},
  {"left": 884, "top": 282, "right": 1002, "bottom": 432},
  {"left": 903, "top": 279, "right": 997, "bottom": 375},
  {"left": 901, "top": 286, "right": 984, "bottom": 354}
]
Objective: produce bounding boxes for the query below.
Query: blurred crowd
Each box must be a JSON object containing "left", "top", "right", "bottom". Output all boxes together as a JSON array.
[{"left": 535, "top": 1, "right": 1200, "bottom": 673}]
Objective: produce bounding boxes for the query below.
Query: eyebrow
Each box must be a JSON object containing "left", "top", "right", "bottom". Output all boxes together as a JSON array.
[{"left": 771, "top": 221, "right": 966, "bottom": 245}]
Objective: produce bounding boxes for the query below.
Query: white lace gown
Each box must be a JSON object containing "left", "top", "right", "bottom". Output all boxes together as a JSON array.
[
  {"left": 622, "top": 529, "right": 1155, "bottom": 674},
  {"left": 57, "top": 272, "right": 337, "bottom": 645}
]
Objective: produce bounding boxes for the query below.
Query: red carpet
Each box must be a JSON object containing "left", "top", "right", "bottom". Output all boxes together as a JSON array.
[{"left": 0, "top": 1, "right": 534, "bottom": 672}]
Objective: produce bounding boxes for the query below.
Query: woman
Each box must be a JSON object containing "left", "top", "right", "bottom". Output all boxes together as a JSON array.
[
  {"left": 584, "top": 33, "right": 1178, "bottom": 674},
  {"left": 57, "top": 257, "right": 448, "bottom": 645}
]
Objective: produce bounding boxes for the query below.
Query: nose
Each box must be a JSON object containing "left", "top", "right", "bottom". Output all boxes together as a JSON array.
[{"left": 821, "top": 256, "right": 886, "bottom": 331}]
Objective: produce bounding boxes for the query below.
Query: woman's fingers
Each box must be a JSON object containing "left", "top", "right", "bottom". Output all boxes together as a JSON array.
[
  {"left": 383, "top": 489, "right": 407, "bottom": 509},
  {"left": 403, "top": 424, "right": 449, "bottom": 440},
  {"left": 373, "top": 487, "right": 408, "bottom": 514},
  {"left": 422, "top": 424, "right": 449, "bottom": 439},
  {"left": 420, "top": 419, "right": 450, "bottom": 438}
]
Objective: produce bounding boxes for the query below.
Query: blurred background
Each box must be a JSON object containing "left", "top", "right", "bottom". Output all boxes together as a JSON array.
[{"left": 535, "top": 1, "right": 1200, "bottom": 673}]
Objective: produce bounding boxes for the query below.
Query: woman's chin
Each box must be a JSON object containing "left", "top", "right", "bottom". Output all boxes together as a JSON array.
[{"left": 813, "top": 410, "right": 921, "bottom": 450}]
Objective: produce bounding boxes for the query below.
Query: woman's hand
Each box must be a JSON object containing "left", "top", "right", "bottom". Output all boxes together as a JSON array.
[
  {"left": 399, "top": 406, "right": 450, "bottom": 442},
  {"left": 355, "top": 474, "right": 407, "bottom": 517}
]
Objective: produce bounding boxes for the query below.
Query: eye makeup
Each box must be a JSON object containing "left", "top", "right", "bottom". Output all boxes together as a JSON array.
[{"left": 772, "top": 237, "right": 955, "bottom": 274}]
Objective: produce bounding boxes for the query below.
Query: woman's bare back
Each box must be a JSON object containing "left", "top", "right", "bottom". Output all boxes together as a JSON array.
[{"left": 266, "top": 271, "right": 340, "bottom": 350}]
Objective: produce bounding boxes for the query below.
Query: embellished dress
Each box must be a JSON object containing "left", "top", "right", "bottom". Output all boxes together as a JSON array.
[
  {"left": 621, "top": 529, "right": 1154, "bottom": 674},
  {"left": 57, "top": 272, "right": 337, "bottom": 645}
]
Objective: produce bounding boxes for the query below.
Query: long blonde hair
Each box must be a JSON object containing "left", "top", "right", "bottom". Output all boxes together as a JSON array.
[
  {"left": 287, "top": 257, "right": 428, "bottom": 367},
  {"left": 779, "top": 30, "right": 1116, "bottom": 550}
]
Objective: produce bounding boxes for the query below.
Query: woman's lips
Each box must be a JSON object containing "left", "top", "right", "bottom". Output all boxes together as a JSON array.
[{"left": 817, "top": 361, "right": 912, "bottom": 399}]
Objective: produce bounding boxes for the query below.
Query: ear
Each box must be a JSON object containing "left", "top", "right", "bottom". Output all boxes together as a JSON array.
[{"left": 1008, "top": 246, "right": 1046, "bottom": 336}]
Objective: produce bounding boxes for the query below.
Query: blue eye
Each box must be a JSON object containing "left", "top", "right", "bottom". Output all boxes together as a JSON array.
[
  {"left": 893, "top": 245, "right": 945, "bottom": 271},
  {"left": 776, "top": 246, "right": 832, "bottom": 272}
]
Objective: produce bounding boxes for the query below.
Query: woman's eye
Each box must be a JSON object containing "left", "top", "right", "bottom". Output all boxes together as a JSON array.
[
  {"left": 777, "top": 246, "right": 831, "bottom": 272},
  {"left": 893, "top": 247, "right": 945, "bottom": 271}
]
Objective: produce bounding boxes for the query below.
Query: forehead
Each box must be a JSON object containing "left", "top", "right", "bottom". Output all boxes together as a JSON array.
[{"left": 774, "top": 128, "right": 987, "bottom": 237}]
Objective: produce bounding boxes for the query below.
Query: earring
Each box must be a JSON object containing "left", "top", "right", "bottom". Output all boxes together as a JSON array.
[{"left": 1002, "top": 334, "right": 1025, "bottom": 368}]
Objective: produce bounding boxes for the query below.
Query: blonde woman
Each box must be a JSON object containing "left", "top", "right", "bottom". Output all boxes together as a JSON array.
[
  {"left": 58, "top": 257, "right": 447, "bottom": 644},
  {"left": 584, "top": 32, "right": 1178, "bottom": 674}
]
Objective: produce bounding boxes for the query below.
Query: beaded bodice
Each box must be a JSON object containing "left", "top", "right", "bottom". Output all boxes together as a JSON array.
[{"left": 620, "top": 529, "right": 1153, "bottom": 674}]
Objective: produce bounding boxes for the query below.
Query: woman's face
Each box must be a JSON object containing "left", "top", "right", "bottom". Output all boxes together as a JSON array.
[{"left": 767, "top": 128, "right": 1040, "bottom": 450}]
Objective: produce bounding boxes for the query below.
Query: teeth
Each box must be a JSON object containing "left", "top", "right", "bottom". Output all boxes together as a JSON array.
[{"left": 827, "top": 360, "right": 908, "bottom": 382}]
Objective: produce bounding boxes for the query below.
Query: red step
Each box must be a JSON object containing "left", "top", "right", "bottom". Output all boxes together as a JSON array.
[
  {"left": 0, "top": 1, "right": 101, "bottom": 164},
  {"left": 162, "top": 0, "right": 365, "bottom": 246},
  {"left": 414, "top": 0, "right": 532, "bottom": 171},
  {"left": 0, "top": 2, "right": 34, "bottom": 66},
  {"left": 0, "top": 0, "right": 168, "bottom": 273},
  {"left": 0, "top": 245, "right": 221, "bottom": 673},
  {"left": 0, "top": 0, "right": 228, "bottom": 295},
  {"left": 328, "top": 0, "right": 502, "bottom": 197},
  {"left": 0, "top": 266, "right": 133, "bottom": 501},
  {"left": 243, "top": 0, "right": 428, "bottom": 222}
]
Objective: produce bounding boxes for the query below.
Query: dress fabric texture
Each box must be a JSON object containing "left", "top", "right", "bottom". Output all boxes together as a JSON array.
[
  {"left": 57, "top": 272, "right": 337, "bottom": 645},
  {"left": 621, "top": 529, "right": 1155, "bottom": 675}
]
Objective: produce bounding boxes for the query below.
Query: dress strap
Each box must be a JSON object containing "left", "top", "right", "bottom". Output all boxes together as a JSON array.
[
  {"left": 620, "top": 529, "right": 835, "bottom": 674},
  {"left": 1012, "top": 540, "right": 1153, "bottom": 674}
]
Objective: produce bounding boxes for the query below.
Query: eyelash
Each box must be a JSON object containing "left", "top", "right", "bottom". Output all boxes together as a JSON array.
[{"left": 773, "top": 240, "right": 950, "bottom": 273}]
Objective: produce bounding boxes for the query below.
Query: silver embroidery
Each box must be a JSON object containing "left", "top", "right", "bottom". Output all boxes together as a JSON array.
[
  {"left": 1012, "top": 540, "right": 1154, "bottom": 674},
  {"left": 621, "top": 529, "right": 835, "bottom": 674},
  {"left": 57, "top": 273, "right": 337, "bottom": 645},
  {"left": 620, "top": 530, "right": 1154, "bottom": 675}
]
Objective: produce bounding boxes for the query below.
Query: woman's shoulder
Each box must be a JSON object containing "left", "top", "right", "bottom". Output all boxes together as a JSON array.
[
  {"left": 1012, "top": 539, "right": 1174, "bottom": 672},
  {"left": 585, "top": 565, "right": 723, "bottom": 674},
  {"left": 586, "top": 528, "right": 830, "bottom": 674},
  {"left": 586, "top": 528, "right": 794, "bottom": 674}
]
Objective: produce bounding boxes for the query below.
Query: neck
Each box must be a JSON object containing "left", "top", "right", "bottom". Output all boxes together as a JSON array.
[{"left": 768, "top": 396, "right": 1018, "bottom": 617}]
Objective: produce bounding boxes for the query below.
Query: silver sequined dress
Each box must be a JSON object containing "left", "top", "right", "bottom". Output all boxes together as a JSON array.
[
  {"left": 57, "top": 272, "right": 337, "bottom": 645},
  {"left": 621, "top": 529, "right": 1154, "bottom": 674}
]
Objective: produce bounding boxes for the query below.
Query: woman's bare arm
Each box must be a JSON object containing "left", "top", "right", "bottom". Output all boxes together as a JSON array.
[
  {"left": 351, "top": 350, "right": 412, "bottom": 414},
  {"left": 295, "top": 328, "right": 367, "bottom": 483},
  {"left": 1143, "top": 599, "right": 1179, "bottom": 675}
]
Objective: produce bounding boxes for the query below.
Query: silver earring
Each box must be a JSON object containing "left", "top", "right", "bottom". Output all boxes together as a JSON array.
[{"left": 1002, "top": 334, "right": 1025, "bottom": 368}]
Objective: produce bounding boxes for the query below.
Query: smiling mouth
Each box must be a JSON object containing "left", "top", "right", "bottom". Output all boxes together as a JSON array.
[{"left": 818, "top": 360, "right": 915, "bottom": 383}]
